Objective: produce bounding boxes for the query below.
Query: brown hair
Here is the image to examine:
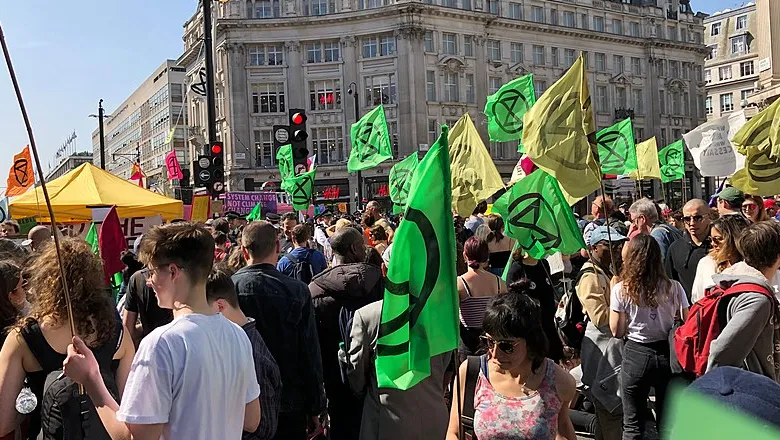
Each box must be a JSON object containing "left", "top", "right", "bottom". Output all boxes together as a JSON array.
[
  {"left": 291, "top": 224, "right": 310, "bottom": 244},
  {"left": 225, "top": 245, "right": 246, "bottom": 272},
  {"left": 0, "top": 261, "right": 21, "bottom": 332},
  {"left": 710, "top": 215, "right": 750, "bottom": 272},
  {"left": 241, "top": 221, "right": 278, "bottom": 260},
  {"left": 138, "top": 222, "right": 215, "bottom": 285},
  {"left": 463, "top": 236, "right": 490, "bottom": 269},
  {"left": 16, "top": 238, "right": 116, "bottom": 346},
  {"left": 743, "top": 195, "right": 768, "bottom": 222},
  {"left": 619, "top": 235, "right": 670, "bottom": 308},
  {"left": 737, "top": 221, "right": 780, "bottom": 271},
  {"left": 369, "top": 224, "right": 388, "bottom": 242},
  {"left": 206, "top": 267, "right": 238, "bottom": 308},
  {"left": 486, "top": 214, "right": 505, "bottom": 242}
]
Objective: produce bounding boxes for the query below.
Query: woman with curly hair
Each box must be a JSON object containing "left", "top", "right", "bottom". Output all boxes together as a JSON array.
[
  {"left": 610, "top": 235, "right": 689, "bottom": 439},
  {"left": 0, "top": 261, "right": 25, "bottom": 346},
  {"left": 0, "top": 238, "right": 134, "bottom": 437},
  {"left": 691, "top": 215, "right": 751, "bottom": 302}
]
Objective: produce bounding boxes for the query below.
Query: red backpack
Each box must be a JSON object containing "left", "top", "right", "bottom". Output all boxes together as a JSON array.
[{"left": 674, "top": 282, "right": 774, "bottom": 376}]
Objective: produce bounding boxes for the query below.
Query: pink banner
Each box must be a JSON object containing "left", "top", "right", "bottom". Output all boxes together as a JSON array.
[{"left": 165, "top": 150, "right": 184, "bottom": 180}]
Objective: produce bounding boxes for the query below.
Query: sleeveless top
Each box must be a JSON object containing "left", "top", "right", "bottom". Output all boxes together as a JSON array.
[
  {"left": 459, "top": 275, "right": 499, "bottom": 329},
  {"left": 474, "top": 357, "right": 562, "bottom": 440}
]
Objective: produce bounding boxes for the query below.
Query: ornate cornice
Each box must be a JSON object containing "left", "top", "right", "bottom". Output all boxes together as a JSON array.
[
  {"left": 285, "top": 40, "right": 301, "bottom": 52},
  {"left": 339, "top": 35, "right": 356, "bottom": 47}
]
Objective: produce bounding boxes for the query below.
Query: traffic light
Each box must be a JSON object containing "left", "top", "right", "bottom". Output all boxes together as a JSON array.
[
  {"left": 289, "top": 109, "right": 308, "bottom": 172},
  {"left": 194, "top": 155, "right": 213, "bottom": 188},
  {"left": 209, "top": 141, "right": 225, "bottom": 196}
]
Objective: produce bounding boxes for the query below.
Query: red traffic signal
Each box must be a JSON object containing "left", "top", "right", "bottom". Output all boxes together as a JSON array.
[
  {"left": 211, "top": 143, "right": 223, "bottom": 155},
  {"left": 291, "top": 112, "right": 306, "bottom": 125}
]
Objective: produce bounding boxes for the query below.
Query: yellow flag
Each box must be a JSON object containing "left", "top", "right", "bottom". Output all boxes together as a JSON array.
[
  {"left": 629, "top": 137, "right": 661, "bottom": 180},
  {"left": 730, "top": 144, "right": 780, "bottom": 196},
  {"left": 732, "top": 97, "right": 780, "bottom": 160},
  {"left": 164, "top": 128, "right": 176, "bottom": 145},
  {"left": 522, "top": 54, "right": 600, "bottom": 205},
  {"left": 447, "top": 114, "right": 505, "bottom": 216}
]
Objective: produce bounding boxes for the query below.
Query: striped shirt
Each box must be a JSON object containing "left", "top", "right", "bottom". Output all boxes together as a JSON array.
[
  {"left": 242, "top": 319, "right": 283, "bottom": 440},
  {"left": 459, "top": 276, "right": 498, "bottom": 329}
]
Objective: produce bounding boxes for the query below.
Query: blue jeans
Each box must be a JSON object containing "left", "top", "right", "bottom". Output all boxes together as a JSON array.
[{"left": 620, "top": 339, "right": 671, "bottom": 440}]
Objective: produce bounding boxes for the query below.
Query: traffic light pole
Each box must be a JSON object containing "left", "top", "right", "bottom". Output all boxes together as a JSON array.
[
  {"left": 98, "top": 100, "right": 106, "bottom": 170},
  {"left": 203, "top": 0, "right": 218, "bottom": 152},
  {"left": 350, "top": 86, "right": 363, "bottom": 211}
]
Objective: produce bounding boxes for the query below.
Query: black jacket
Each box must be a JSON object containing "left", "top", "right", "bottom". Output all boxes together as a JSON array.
[
  {"left": 665, "top": 232, "right": 710, "bottom": 301},
  {"left": 233, "top": 263, "right": 326, "bottom": 415}
]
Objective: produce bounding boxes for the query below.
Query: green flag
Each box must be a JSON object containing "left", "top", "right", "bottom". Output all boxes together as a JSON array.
[
  {"left": 659, "top": 140, "right": 685, "bottom": 183},
  {"left": 246, "top": 203, "right": 262, "bottom": 222},
  {"left": 276, "top": 144, "right": 294, "bottom": 190},
  {"left": 485, "top": 74, "right": 536, "bottom": 144},
  {"left": 348, "top": 105, "right": 393, "bottom": 173},
  {"left": 388, "top": 153, "right": 419, "bottom": 214},
  {"left": 284, "top": 168, "right": 316, "bottom": 211},
  {"left": 85, "top": 223, "right": 99, "bottom": 255},
  {"left": 492, "top": 169, "right": 586, "bottom": 260},
  {"left": 375, "top": 126, "right": 458, "bottom": 390},
  {"left": 596, "top": 118, "right": 637, "bottom": 175}
]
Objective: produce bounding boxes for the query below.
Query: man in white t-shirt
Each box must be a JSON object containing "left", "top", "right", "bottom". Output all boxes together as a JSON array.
[{"left": 64, "top": 222, "right": 261, "bottom": 439}]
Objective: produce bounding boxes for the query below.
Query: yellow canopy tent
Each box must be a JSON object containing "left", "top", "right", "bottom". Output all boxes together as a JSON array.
[{"left": 9, "top": 163, "right": 183, "bottom": 222}]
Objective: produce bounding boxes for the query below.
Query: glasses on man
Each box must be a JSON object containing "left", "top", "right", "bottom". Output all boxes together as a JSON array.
[
  {"left": 480, "top": 335, "right": 522, "bottom": 354},
  {"left": 682, "top": 215, "right": 704, "bottom": 223}
]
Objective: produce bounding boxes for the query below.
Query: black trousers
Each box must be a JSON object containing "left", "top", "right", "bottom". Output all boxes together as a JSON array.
[
  {"left": 620, "top": 339, "right": 671, "bottom": 440},
  {"left": 273, "top": 411, "right": 307, "bottom": 440}
]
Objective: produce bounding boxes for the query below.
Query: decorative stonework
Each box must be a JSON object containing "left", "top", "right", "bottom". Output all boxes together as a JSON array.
[
  {"left": 507, "top": 63, "right": 530, "bottom": 76},
  {"left": 340, "top": 35, "right": 356, "bottom": 47},
  {"left": 610, "top": 73, "right": 631, "bottom": 85},
  {"left": 395, "top": 25, "right": 426, "bottom": 40},
  {"left": 284, "top": 40, "right": 301, "bottom": 52},
  {"left": 226, "top": 42, "right": 245, "bottom": 54},
  {"left": 438, "top": 55, "right": 466, "bottom": 73}
]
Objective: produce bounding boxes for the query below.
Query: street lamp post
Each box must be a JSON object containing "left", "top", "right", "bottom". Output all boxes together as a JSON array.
[
  {"left": 88, "top": 99, "right": 111, "bottom": 169},
  {"left": 348, "top": 81, "right": 362, "bottom": 211}
]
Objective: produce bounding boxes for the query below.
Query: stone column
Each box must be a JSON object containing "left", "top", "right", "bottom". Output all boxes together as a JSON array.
[
  {"left": 340, "top": 35, "right": 360, "bottom": 210},
  {"left": 396, "top": 25, "right": 426, "bottom": 156},
  {"left": 226, "top": 43, "right": 251, "bottom": 177},
  {"left": 756, "top": 0, "right": 780, "bottom": 89},
  {"left": 285, "top": 41, "right": 305, "bottom": 109},
  {"left": 473, "top": 35, "right": 489, "bottom": 143}
]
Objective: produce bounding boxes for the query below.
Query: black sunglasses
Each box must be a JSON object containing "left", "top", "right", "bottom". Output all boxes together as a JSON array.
[
  {"left": 480, "top": 335, "right": 521, "bottom": 354},
  {"left": 682, "top": 215, "right": 704, "bottom": 223}
]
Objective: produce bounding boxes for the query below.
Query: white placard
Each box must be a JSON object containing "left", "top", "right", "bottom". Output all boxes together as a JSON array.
[{"left": 683, "top": 111, "right": 747, "bottom": 177}]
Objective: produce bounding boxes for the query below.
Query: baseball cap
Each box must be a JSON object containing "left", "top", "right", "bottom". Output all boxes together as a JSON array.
[
  {"left": 688, "top": 366, "right": 780, "bottom": 428},
  {"left": 715, "top": 187, "right": 745, "bottom": 205},
  {"left": 588, "top": 226, "right": 627, "bottom": 246},
  {"left": 764, "top": 199, "right": 777, "bottom": 210}
]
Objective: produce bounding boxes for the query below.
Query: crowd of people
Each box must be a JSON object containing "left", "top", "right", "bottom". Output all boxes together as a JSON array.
[{"left": 0, "top": 188, "right": 780, "bottom": 439}]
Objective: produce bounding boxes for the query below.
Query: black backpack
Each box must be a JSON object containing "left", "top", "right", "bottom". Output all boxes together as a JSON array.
[
  {"left": 22, "top": 318, "right": 122, "bottom": 440},
  {"left": 285, "top": 250, "right": 314, "bottom": 284},
  {"left": 554, "top": 267, "right": 595, "bottom": 352}
]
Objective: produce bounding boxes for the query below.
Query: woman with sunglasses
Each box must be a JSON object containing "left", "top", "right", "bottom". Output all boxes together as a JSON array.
[
  {"left": 447, "top": 280, "right": 578, "bottom": 440},
  {"left": 742, "top": 195, "right": 768, "bottom": 223},
  {"left": 610, "top": 235, "right": 689, "bottom": 440},
  {"left": 691, "top": 215, "right": 751, "bottom": 302}
]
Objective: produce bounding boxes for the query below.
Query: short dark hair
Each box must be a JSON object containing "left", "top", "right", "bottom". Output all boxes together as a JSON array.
[
  {"left": 211, "top": 218, "right": 230, "bottom": 234},
  {"left": 737, "top": 221, "right": 780, "bottom": 271},
  {"left": 472, "top": 201, "right": 488, "bottom": 216},
  {"left": 483, "top": 280, "right": 549, "bottom": 372},
  {"left": 291, "top": 224, "right": 310, "bottom": 244},
  {"left": 206, "top": 268, "right": 238, "bottom": 308},
  {"left": 1, "top": 220, "right": 20, "bottom": 234},
  {"left": 330, "top": 227, "right": 364, "bottom": 259},
  {"left": 369, "top": 225, "right": 387, "bottom": 241},
  {"left": 212, "top": 231, "right": 228, "bottom": 246},
  {"left": 138, "top": 222, "right": 215, "bottom": 284},
  {"left": 241, "top": 221, "right": 278, "bottom": 259},
  {"left": 281, "top": 212, "right": 298, "bottom": 223}
]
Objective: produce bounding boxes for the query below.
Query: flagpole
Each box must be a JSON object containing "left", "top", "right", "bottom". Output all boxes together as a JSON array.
[
  {"left": 454, "top": 349, "right": 464, "bottom": 440},
  {"left": 1, "top": 25, "right": 77, "bottom": 339},
  {"left": 597, "top": 175, "right": 618, "bottom": 276}
]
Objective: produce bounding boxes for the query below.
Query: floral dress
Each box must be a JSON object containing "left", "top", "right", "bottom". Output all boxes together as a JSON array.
[{"left": 473, "top": 357, "right": 561, "bottom": 439}]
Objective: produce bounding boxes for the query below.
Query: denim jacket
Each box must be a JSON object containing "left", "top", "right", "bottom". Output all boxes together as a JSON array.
[{"left": 233, "top": 263, "right": 326, "bottom": 415}]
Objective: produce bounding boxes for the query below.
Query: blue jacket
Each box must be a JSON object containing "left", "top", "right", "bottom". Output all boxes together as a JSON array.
[{"left": 277, "top": 247, "right": 328, "bottom": 279}]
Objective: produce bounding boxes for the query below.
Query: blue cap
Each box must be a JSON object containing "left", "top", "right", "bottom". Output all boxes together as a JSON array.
[
  {"left": 689, "top": 366, "right": 780, "bottom": 428},
  {"left": 588, "top": 226, "right": 627, "bottom": 246}
]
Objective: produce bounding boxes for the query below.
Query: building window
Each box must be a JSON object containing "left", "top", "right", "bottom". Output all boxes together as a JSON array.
[
  {"left": 683, "top": 92, "right": 690, "bottom": 116},
  {"left": 731, "top": 36, "right": 747, "bottom": 55},
  {"left": 359, "top": 0, "right": 387, "bottom": 9},
  {"left": 667, "top": 26, "right": 677, "bottom": 41},
  {"left": 633, "top": 89, "right": 644, "bottom": 114},
  {"left": 710, "top": 22, "right": 722, "bottom": 35},
  {"left": 612, "top": 19, "right": 623, "bottom": 35},
  {"left": 705, "top": 96, "right": 713, "bottom": 115},
  {"left": 424, "top": 31, "right": 434, "bottom": 52},
  {"left": 312, "top": 127, "right": 345, "bottom": 164},
  {"left": 426, "top": 71, "right": 436, "bottom": 101},
  {"left": 670, "top": 61, "right": 679, "bottom": 78},
  {"left": 563, "top": 11, "right": 576, "bottom": 28},
  {"left": 533, "top": 45, "right": 545, "bottom": 66},
  {"left": 706, "top": 45, "right": 718, "bottom": 60},
  {"left": 486, "top": 0, "right": 499, "bottom": 14},
  {"left": 629, "top": 21, "right": 640, "bottom": 37},
  {"left": 631, "top": 57, "right": 642, "bottom": 75},
  {"left": 741, "top": 89, "right": 753, "bottom": 103},
  {"left": 465, "top": 74, "right": 475, "bottom": 104},
  {"left": 534, "top": 80, "right": 547, "bottom": 99},
  {"left": 362, "top": 35, "right": 395, "bottom": 58},
  {"left": 254, "top": 129, "right": 274, "bottom": 166},
  {"left": 305, "top": 41, "right": 340, "bottom": 63},
  {"left": 614, "top": 55, "right": 624, "bottom": 74},
  {"left": 564, "top": 49, "right": 576, "bottom": 68},
  {"left": 251, "top": 83, "right": 286, "bottom": 114},
  {"left": 581, "top": 13, "right": 589, "bottom": 29},
  {"left": 487, "top": 39, "right": 501, "bottom": 61},
  {"left": 488, "top": 76, "right": 502, "bottom": 94},
  {"left": 741, "top": 61, "right": 755, "bottom": 77},
  {"left": 247, "top": 44, "right": 284, "bottom": 66},
  {"left": 616, "top": 87, "right": 627, "bottom": 108},
  {"left": 442, "top": 0, "right": 457, "bottom": 7},
  {"left": 250, "top": 0, "right": 281, "bottom": 18},
  {"left": 380, "top": 36, "right": 396, "bottom": 56},
  {"left": 550, "top": 9, "right": 558, "bottom": 25},
  {"left": 736, "top": 15, "right": 747, "bottom": 31},
  {"left": 704, "top": 69, "right": 712, "bottom": 84},
  {"left": 464, "top": 35, "right": 473, "bottom": 56},
  {"left": 596, "top": 86, "right": 608, "bottom": 113},
  {"left": 595, "top": 52, "right": 606, "bottom": 72},
  {"left": 462, "top": 0, "right": 472, "bottom": 10},
  {"left": 509, "top": 2, "right": 523, "bottom": 19},
  {"left": 308, "top": 79, "right": 341, "bottom": 111},
  {"left": 719, "top": 66, "right": 732, "bottom": 81},
  {"left": 303, "top": 0, "right": 335, "bottom": 15},
  {"left": 428, "top": 119, "right": 438, "bottom": 146},
  {"left": 551, "top": 47, "right": 559, "bottom": 67},
  {"left": 364, "top": 73, "right": 397, "bottom": 106},
  {"left": 531, "top": 6, "right": 545, "bottom": 23},
  {"left": 444, "top": 72, "right": 459, "bottom": 102},
  {"left": 510, "top": 43, "right": 523, "bottom": 64},
  {"left": 442, "top": 33, "right": 457, "bottom": 55},
  {"left": 720, "top": 93, "right": 734, "bottom": 112},
  {"left": 659, "top": 90, "right": 666, "bottom": 114},
  {"left": 671, "top": 92, "right": 681, "bottom": 115},
  {"left": 594, "top": 16, "right": 604, "bottom": 32}
]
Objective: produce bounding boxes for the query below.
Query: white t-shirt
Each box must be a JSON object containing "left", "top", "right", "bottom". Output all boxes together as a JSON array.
[
  {"left": 117, "top": 313, "right": 260, "bottom": 440},
  {"left": 610, "top": 280, "right": 690, "bottom": 343}
]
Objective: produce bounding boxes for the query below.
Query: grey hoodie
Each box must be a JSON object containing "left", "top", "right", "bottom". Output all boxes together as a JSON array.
[{"left": 707, "top": 262, "right": 778, "bottom": 382}]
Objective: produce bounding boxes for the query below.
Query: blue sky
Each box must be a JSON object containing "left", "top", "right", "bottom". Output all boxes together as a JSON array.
[{"left": 0, "top": 0, "right": 752, "bottom": 191}]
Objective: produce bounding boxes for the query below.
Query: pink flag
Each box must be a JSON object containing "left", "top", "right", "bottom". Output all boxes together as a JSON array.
[
  {"left": 98, "top": 206, "right": 127, "bottom": 284},
  {"left": 520, "top": 155, "right": 537, "bottom": 176},
  {"left": 165, "top": 150, "right": 184, "bottom": 180}
]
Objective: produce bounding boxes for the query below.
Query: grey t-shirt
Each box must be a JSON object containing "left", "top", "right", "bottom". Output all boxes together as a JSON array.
[
  {"left": 464, "top": 216, "right": 484, "bottom": 233},
  {"left": 611, "top": 280, "right": 690, "bottom": 343}
]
